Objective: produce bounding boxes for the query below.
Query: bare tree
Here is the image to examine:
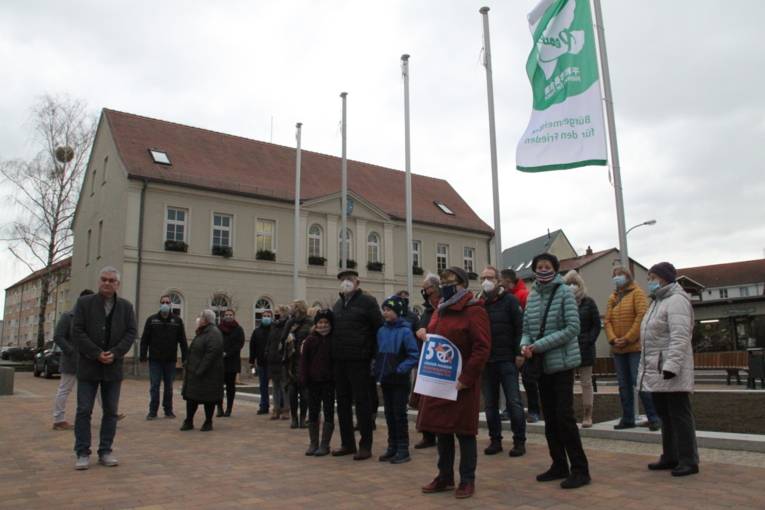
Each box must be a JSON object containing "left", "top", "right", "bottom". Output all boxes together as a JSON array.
[{"left": 1, "top": 95, "right": 95, "bottom": 349}]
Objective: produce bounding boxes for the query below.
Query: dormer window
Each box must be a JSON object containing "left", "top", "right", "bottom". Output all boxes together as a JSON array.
[
  {"left": 149, "top": 149, "right": 171, "bottom": 165},
  {"left": 434, "top": 201, "right": 455, "bottom": 215}
]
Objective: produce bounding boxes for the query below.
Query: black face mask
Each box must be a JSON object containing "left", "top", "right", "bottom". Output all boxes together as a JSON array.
[
  {"left": 440, "top": 283, "right": 458, "bottom": 301},
  {"left": 421, "top": 288, "right": 430, "bottom": 301}
]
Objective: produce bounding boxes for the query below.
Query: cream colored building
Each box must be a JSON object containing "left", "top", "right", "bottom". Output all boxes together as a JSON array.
[{"left": 70, "top": 109, "right": 494, "bottom": 345}]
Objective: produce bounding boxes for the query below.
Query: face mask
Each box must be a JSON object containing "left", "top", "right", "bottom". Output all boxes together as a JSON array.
[
  {"left": 647, "top": 281, "right": 661, "bottom": 295},
  {"left": 261, "top": 317, "right": 272, "bottom": 326},
  {"left": 339, "top": 280, "right": 355, "bottom": 294},
  {"left": 159, "top": 304, "right": 170, "bottom": 314},
  {"left": 440, "top": 283, "right": 457, "bottom": 301},
  {"left": 534, "top": 269, "right": 556, "bottom": 284},
  {"left": 613, "top": 275, "right": 627, "bottom": 288},
  {"left": 481, "top": 280, "right": 496, "bottom": 293}
]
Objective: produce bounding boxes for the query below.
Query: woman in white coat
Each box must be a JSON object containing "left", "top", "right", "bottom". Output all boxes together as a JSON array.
[{"left": 638, "top": 262, "right": 699, "bottom": 477}]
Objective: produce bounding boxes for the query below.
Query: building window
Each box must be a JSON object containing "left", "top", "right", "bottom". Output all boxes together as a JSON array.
[
  {"left": 256, "top": 219, "right": 275, "bottom": 253},
  {"left": 740, "top": 286, "right": 750, "bottom": 297},
  {"left": 210, "top": 294, "right": 230, "bottom": 324},
  {"left": 436, "top": 244, "right": 449, "bottom": 273},
  {"left": 212, "top": 213, "right": 232, "bottom": 247},
  {"left": 167, "top": 292, "right": 184, "bottom": 318},
  {"left": 719, "top": 288, "right": 728, "bottom": 299},
  {"left": 367, "top": 232, "right": 381, "bottom": 263},
  {"left": 86, "top": 229, "right": 92, "bottom": 266},
  {"left": 90, "top": 169, "right": 96, "bottom": 195},
  {"left": 97, "top": 220, "right": 103, "bottom": 259},
  {"left": 463, "top": 247, "right": 475, "bottom": 273},
  {"left": 102, "top": 156, "right": 108, "bottom": 185},
  {"left": 338, "top": 228, "right": 353, "bottom": 261},
  {"left": 308, "top": 224, "right": 323, "bottom": 258},
  {"left": 166, "top": 207, "right": 187, "bottom": 242},
  {"left": 434, "top": 201, "right": 455, "bottom": 215},
  {"left": 412, "top": 240, "right": 422, "bottom": 268},
  {"left": 254, "top": 297, "right": 273, "bottom": 326}
]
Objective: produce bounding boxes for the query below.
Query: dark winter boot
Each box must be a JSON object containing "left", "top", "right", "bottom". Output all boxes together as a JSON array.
[
  {"left": 315, "top": 422, "right": 334, "bottom": 457},
  {"left": 290, "top": 415, "right": 299, "bottom": 429},
  {"left": 305, "top": 423, "right": 320, "bottom": 455},
  {"left": 378, "top": 444, "right": 397, "bottom": 462},
  {"left": 390, "top": 441, "right": 411, "bottom": 464},
  {"left": 216, "top": 403, "right": 224, "bottom": 418},
  {"left": 484, "top": 439, "right": 503, "bottom": 455},
  {"left": 509, "top": 441, "right": 526, "bottom": 457}
]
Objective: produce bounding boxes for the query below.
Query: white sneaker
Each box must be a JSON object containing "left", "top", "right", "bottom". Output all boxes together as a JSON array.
[
  {"left": 75, "top": 455, "right": 90, "bottom": 470},
  {"left": 98, "top": 453, "right": 119, "bottom": 467}
]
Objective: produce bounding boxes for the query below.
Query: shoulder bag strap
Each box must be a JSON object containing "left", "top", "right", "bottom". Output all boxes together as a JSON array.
[{"left": 537, "top": 283, "right": 561, "bottom": 340}]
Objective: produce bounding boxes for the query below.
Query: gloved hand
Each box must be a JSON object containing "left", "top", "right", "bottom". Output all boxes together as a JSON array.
[{"left": 662, "top": 370, "right": 676, "bottom": 380}]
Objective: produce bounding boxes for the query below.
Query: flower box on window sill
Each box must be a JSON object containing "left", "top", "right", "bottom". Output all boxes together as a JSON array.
[
  {"left": 412, "top": 265, "right": 424, "bottom": 275},
  {"left": 164, "top": 240, "right": 188, "bottom": 253},
  {"left": 468, "top": 271, "right": 479, "bottom": 280},
  {"left": 256, "top": 249, "right": 276, "bottom": 261},
  {"left": 338, "top": 259, "right": 357, "bottom": 269},
  {"left": 308, "top": 256, "right": 326, "bottom": 266},
  {"left": 212, "top": 245, "right": 233, "bottom": 258},
  {"left": 367, "top": 261, "right": 384, "bottom": 272}
]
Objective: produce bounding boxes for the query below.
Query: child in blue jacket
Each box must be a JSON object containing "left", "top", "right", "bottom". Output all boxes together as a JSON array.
[{"left": 374, "top": 295, "right": 420, "bottom": 464}]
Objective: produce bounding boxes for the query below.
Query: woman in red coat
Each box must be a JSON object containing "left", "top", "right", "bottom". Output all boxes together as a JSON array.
[{"left": 418, "top": 267, "right": 491, "bottom": 499}]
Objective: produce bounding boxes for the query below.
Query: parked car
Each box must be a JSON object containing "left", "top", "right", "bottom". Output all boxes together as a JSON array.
[
  {"left": 33, "top": 342, "right": 61, "bottom": 378},
  {"left": 2, "top": 346, "right": 36, "bottom": 362}
]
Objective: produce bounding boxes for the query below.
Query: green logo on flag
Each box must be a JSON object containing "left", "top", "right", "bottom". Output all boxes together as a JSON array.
[{"left": 526, "top": 0, "right": 599, "bottom": 110}]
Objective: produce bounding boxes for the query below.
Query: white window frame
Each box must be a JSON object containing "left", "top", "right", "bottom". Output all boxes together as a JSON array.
[
  {"left": 166, "top": 291, "right": 184, "bottom": 318},
  {"left": 165, "top": 207, "right": 188, "bottom": 243},
  {"left": 211, "top": 212, "right": 233, "bottom": 248},
  {"left": 436, "top": 243, "right": 449, "bottom": 273},
  {"left": 210, "top": 294, "right": 230, "bottom": 324},
  {"left": 308, "top": 224, "right": 323, "bottom": 258},
  {"left": 463, "top": 246, "right": 475, "bottom": 273},
  {"left": 412, "top": 240, "right": 422, "bottom": 268},
  {"left": 254, "top": 297, "right": 273, "bottom": 327},
  {"left": 719, "top": 288, "right": 728, "bottom": 299},
  {"left": 739, "top": 287, "right": 750, "bottom": 297},
  {"left": 256, "top": 218, "right": 276, "bottom": 253},
  {"left": 367, "top": 232, "right": 381, "bottom": 263}
]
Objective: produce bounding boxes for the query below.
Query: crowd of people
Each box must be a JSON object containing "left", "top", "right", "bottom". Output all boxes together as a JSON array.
[{"left": 49, "top": 256, "right": 701, "bottom": 497}]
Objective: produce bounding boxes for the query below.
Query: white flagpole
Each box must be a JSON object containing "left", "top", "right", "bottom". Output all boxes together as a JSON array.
[
  {"left": 479, "top": 6, "right": 503, "bottom": 268},
  {"left": 401, "top": 54, "right": 414, "bottom": 298},
  {"left": 592, "top": 0, "right": 628, "bottom": 269},
  {"left": 340, "top": 92, "right": 348, "bottom": 271},
  {"left": 293, "top": 122, "right": 302, "bottom": 300}
]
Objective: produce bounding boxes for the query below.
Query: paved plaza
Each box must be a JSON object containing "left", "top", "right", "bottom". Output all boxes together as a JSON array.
[{"left": 2, "top": 373, "right": 765, "bottom": 510}]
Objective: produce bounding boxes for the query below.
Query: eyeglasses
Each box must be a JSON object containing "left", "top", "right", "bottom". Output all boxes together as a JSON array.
[{"left": 100, "top": 278, "right": 118, "bottom": 284}]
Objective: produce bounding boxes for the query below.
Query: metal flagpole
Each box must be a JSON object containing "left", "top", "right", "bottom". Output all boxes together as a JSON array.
[
  {"left": 293, "top": 122, "right": 303, "bottom": 300},
  {"left": 401, "top": 54, "right": 414, "bottom": 298},
  {"left": 479, "top": 6, "right": 503, "bottom": 267},
  {"left": 340, "top": 92, "right": 348, "bottom": 271},
  {"left": 592, "top": 0, "right": 628, "bottom": 270}
]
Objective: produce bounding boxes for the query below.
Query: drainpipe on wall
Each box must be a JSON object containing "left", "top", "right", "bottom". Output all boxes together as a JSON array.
[{"left": 132, "top": 180, "right": 148, "bottom": 376}]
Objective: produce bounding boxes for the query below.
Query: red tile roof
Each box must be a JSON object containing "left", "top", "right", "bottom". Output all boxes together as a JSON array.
[
  {"left": 558, "top": 248, "right": 615, "bottom": 272},
  {"left": 6, "top": 257, "right": 71, "bottom": 291},
  {"left": 678, "top": 259, "right": 765, "bottom": 288},
  {"left": 104, "top": 109, "right": 493, "bottom": 235}
]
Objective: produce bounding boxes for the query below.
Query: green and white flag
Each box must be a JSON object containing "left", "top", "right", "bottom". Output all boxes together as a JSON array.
[{"left": 516, "top": 0, "right": 607, "bottom": 172}]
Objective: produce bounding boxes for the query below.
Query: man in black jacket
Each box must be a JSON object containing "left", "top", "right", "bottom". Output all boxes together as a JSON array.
[
  {"left": 140, "top": 294, "right": 188, "bottom": 420},
  {"left": 331, "top": 270, "right": 383, "bottom": 460},
  {"left": 72, "top": 266, "right": 137, "bottom": 470},
  {"left": 479, "top": 266, "right": 526, "bottom": 457},
  {"left": 249, "top": 309, "right": 273, "bottom": 415}
]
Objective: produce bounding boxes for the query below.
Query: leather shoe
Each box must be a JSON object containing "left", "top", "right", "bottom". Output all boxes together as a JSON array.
[
  {"left": 421, "top": 476, "right": 455, "bottom": 494},
  {"left": 509, "top": 442, "right": 526, "bottom": 457},
  {"left": 331, "top": 446, "right": 356, "bottom": 457},
  {"left": 613, "top": 422, "right": 635, "bottom": 430},
  {"left": 455, "top": 481, "right": 475, "bottom": 499},
  {"left": 648, "top": 421, "right": 661, "bottom": 432},
  {"left": 483, "top": 441, "right": 502, "bottom": 455},
  {"left": 353, "top": 449, "right": 371, "bottom": 461},
  {"left": 648, "top": 460, "right": 678, "bottom": 470},
  {"left": 560, "top": 472, "right": 591, "bottom": 489},
  {"left": 256, "top": 409, "right": 269, "bottom": 415},
  {"left": 414, "top": 439, "right": 436, "bottom": 449},
  {"left": 671, "top": 464, "right": 699, "bottom": 477},
  {"left": 536, "top": 466, "right": 570, "bottom": 482}
]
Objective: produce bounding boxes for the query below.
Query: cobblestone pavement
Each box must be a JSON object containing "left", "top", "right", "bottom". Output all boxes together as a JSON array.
[{"left": 2, "top": 373, "right": 764, "bottom": 510}]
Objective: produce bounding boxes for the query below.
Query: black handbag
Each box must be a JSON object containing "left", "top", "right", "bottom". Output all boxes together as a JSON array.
[{"left": 523, "top": 283, "right": 561, "bottom": 382}]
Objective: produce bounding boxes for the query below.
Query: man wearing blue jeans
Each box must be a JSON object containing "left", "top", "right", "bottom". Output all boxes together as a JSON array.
[
  {"left": 140, "top": 295, "right": 188, "bottom": 419},
  {"left": 613, "top": 352, "right": 660, "bottom": 429},
  {"left": 479, "top": 266, "right": 526, "bottom": 457},
  {"left": 72, "top": 266, "right": 137, "bottom": 470}
]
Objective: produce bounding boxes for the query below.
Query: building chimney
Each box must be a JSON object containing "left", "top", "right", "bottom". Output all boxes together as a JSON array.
[{"left": 586, "top": 245, "right": 593, "bottom": 256}]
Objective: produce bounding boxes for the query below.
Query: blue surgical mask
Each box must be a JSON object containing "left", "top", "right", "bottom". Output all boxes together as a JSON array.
[
  {"left": 159, "top": 304, "right": 170, "bottom": 314},
  {"left": 440, "top": 283, "right": 457, "bottom": 301},
  {"left": 647, "top": 281, "right": 661, "bottom": 295},
  {"left": 261, "top": 317, "right": 272, "bottom": 326},
  {"left": 613, "top": 275, "right": 627, "bottom": 288}
]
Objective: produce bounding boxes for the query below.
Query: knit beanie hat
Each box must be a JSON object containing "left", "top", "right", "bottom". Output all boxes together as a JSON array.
[
  {"left": 382, "top": 295, "right": 405, "bottom": 317},
  {"left": 532, "top": 252, "right": 560, "bottom": 272},
  {"left": 313, "top": 309, "right": 334, "bottom": 329},
  {"left": 443, "top": 266, "right": 469, "bottom": 286},
  {"left": 649, "top": 262, "right": 677, "bottom": 283}
]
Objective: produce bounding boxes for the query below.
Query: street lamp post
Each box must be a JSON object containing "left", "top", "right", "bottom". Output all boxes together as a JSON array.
[{"left": 626, "top": 219, "right": 657, "bottom": 236}]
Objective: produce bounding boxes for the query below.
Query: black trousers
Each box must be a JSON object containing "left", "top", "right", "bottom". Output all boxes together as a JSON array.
[
  {"left": 307, "top": 381, "right": 335, "bottom": 425},
  {"left": 539, "top": 369, "right": 589, "bottom": 475},
  {"left": 369, "top": 376, "right": 379, "bottom": 423},
  {"left": 522, "top": 369, "right": 541, "bottom": 416},
  {"left": 219, "top": 372, "right": 237, "bottom": 411},
  {"left": 334, "top": 359, "right": 373, "bottom": 451},
  {"left": 437, "top": 433, "right": 477, "bottom": 483},
  {"left": 186, "top": 400, "right": 214, "bottom": 424},
  {"left": 382, "top": 382, "right": 410, "bottom": 451},
  {"left": 289, "top": 381, "right": 308, "bottom": 421},
  {"left": 652, "top": 392, "right": 699, "bottom": 467}
]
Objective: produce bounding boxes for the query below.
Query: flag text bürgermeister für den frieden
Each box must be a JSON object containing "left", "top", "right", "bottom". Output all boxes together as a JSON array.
[{"left": 523, "top": 115, "right": 596, "bottom": 144}]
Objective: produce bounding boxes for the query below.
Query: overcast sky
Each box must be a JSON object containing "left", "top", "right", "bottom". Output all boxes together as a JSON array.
[{"left": 1, "top": 0, "right": 763, "bottom": 311}]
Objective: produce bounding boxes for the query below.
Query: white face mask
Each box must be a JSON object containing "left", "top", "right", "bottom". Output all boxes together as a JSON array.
[
  {"left": 339, "top": 280, "right": 355, "bottom": 294},
  {"left": 481, "top": 279, "right": 496, "bottom": 293}
]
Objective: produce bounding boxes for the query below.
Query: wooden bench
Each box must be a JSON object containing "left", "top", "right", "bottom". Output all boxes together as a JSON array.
[{"left": 693, "top": 351, "right": 749, "bottom": 385}]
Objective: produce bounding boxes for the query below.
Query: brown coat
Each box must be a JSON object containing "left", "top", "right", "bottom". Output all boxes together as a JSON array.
[
  {"left": 604, "top": 282, "right": 647, "bottom": 354},
  {"left": 415, "top": 292, "right": 491, "bottom": 436}
]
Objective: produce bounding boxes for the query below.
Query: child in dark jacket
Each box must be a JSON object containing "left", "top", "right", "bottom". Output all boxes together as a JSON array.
[
  {"left": 374, "top": 296, "right": 419, "bottom": 464},
  {"left": 298, "top": 309, "right": 335, "bottom": 457}
]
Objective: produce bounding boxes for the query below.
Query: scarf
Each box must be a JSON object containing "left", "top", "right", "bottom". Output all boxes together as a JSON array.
[
  {"left": 438, "top": 287, "right": 469, "bottom": 312},
  {"left": 218, "top": 319, "right": 239, "bottom": 335}
]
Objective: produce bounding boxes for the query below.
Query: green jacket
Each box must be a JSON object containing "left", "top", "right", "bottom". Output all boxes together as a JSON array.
[{"left": 520, "top": 275, "right": 581, "bottom": 374}]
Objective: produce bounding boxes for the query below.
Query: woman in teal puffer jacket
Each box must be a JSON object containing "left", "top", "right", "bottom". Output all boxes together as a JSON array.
[{"left": 520, "top": 253, "right": 590, "bottom": 490}]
